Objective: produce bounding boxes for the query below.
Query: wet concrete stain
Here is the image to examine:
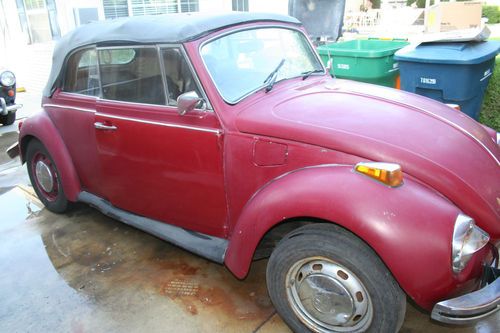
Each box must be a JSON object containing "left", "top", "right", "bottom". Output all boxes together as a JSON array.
[
  {"left": 0, "top": 130, "right": 499, "bottom": 332},
  {"left": 19, "top": 198, "right": 278, "bottom": 331},
  {"left": 0, "top": 131, "right": 18, "bottom": 164}
]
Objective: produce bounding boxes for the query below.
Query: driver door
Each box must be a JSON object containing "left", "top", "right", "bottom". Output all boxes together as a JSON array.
[{"left": 94, "top": 45, "right": 227, "bottom": 237}]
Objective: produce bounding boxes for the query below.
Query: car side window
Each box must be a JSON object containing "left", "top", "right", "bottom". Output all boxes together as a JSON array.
[
  {"left": 63, "top": 48, "right": 100, "bottom": 96},
  {"left": 161, "top": 48, "right": 201, "bottom": 106},
  {"left": 98, "top": 47, "right": 166, "bottom": 105}
]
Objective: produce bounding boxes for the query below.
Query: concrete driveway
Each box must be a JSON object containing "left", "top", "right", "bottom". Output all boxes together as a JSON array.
[{"left": 0, "top": 128, "right": 498, "bottom": 333}]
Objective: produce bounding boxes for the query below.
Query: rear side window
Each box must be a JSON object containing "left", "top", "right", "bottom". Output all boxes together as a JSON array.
[
  {"left": 63, "top": 48, "right": 100, "bottom": 96},
  {"left": 99, "top": 49, "right": 136, "bottom": 65},
  {"left": 98, "top": 47, "right": 166, "bottom": 105}
]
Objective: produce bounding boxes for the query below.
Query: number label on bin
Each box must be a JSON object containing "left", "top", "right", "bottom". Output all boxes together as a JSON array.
[
  {"left": 337, "top": 64, "right": 350, "bottom": 70},
  {"left": 420, "top": 77, "right": 437, "bottom": 85}
]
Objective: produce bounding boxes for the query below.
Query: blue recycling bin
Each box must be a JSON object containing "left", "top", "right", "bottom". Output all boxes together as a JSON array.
[{"left": 394, "top": 41, "right": 500, "bottom": 120}]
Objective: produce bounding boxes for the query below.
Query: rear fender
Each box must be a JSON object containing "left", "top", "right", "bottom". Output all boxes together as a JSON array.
[
  {"left": 19, "top": 111, "right": 81, "bottom": 201},
  {"left": 224, "top": 165, "right": 475, "bottom": 309}
]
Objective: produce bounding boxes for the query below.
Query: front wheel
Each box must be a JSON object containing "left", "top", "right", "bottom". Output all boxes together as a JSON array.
[
  {"left": 26, "top": 139, "right": 69, "bottom": 213},
  {"left": 0, "top": 112, "right": 16, "bottom": 126},
  {"left": 266, "top": 224, "right": 406, "bottom": 333}
]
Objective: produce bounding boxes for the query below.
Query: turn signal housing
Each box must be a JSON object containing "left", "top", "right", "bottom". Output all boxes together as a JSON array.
[{"left": 354, "top": 162, "right": 403, "bottom": 187}]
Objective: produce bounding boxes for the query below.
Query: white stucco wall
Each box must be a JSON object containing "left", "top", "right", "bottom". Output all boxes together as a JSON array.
[
  {"left": 249, "top": 0, "right": 288, "bottom": 14},
  {"left": 55, "top": 0, "right": 104, "bottom": 35},
  {"left": 199, "top": 0, "right": 232, "bottom": 12},
  {"left": 0, "top": 0, "right": 26, "bottom": 50},
  {"left": 345, "top": 0, "right": 364, "bottom": 13}
]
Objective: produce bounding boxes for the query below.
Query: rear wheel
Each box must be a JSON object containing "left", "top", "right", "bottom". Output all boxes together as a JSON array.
[
  {"left": 26, "top": 140, "right": 69, "bottom": 213},
  {"left": 0, "top": 112, "right": 15, "bottom": 126},
  {"left": 266, "top": 224, "right": 406, "bottom": 333}
]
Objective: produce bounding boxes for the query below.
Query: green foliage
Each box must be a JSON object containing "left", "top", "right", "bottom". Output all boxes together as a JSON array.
[
  {"left": 406, "top": 0, "right": 430, "bottom": 8},
  {"left": 406, "top": 0, "right": 479, "bottom": 8},
  {"left": 480, "top": 57, "right": 500, "bottom": 131},
  {"left": 483, "top": 5, "right": 500, "bottom": 24},
  {"left": 371, "top": 0, "right": 381, "bottom": 9}
]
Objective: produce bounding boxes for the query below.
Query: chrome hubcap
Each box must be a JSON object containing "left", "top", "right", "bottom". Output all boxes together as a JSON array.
[
  {"left": 35, "top": 160, "right": 54, "bottom": 193},
  {"left": 286, "top": 257, "right": 373, "bottom": 332}
]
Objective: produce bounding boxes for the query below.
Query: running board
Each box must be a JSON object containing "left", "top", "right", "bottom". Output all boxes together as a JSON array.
[{"left": 78, "top": 191, "right": 228, "bottom": 263}]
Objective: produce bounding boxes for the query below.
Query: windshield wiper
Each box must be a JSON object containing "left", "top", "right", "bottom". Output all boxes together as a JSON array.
[
  {"left": 263, "top": 58, "right": 286, "bottom": 93},
  {"left": 301, "top": 68, "right": 324, "bottom": 80}
]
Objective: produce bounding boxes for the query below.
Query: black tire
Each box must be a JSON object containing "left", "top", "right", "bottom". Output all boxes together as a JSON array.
[
  {"left": 26, "top": 139, "right": 69, "bottom": 213},
  {"left": 267, "top": 223, "right": 406, "bottom": 333},
  {"left": 0, "top": 112, "right": 16, "bottom": 126}
]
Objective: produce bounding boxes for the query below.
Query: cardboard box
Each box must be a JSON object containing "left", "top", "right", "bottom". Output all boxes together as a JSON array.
[{"left": 426, "top": 1, "right": 482, "bottom": 33}]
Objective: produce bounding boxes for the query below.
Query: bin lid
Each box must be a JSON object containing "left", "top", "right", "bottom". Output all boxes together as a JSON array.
[
  {"left": 317, "top": 39, "right": 410, "bottom": 58},
  {"left": 289, "top": 0, "right": 346, "bottom": 43},
  {"left": 394, "top": 41, "right": 500, "bottom": 65}
]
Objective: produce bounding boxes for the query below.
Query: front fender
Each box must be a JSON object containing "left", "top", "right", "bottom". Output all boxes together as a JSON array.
[
  {"left": 19, "top": 111, "right": 81, "bottom": 201},
  {"left": 224, "top": 165, "right": 485, "bottom": 310}
]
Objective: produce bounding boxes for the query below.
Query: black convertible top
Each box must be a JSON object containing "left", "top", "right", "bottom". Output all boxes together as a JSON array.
[{"left": 44, "top": 12, "right": 301, "bottom": 97}]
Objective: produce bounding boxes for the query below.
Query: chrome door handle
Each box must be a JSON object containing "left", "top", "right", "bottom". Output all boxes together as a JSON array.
[{"left": 94, "top": 122, "right": 117, "bottom": 131}]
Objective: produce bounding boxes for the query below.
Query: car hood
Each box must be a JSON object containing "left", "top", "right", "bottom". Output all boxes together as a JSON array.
[{"left": 236, "top": 78, "right": 500, "bottom": 235}]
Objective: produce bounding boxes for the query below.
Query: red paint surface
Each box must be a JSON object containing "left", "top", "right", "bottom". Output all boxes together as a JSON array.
[{"left": 19, "top": 21, "right": 500, "bottom": 311}]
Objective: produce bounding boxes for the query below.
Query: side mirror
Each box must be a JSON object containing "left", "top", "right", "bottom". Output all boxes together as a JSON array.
[{"left": 177, "top": 91, "right": 203, "bottom": 116}]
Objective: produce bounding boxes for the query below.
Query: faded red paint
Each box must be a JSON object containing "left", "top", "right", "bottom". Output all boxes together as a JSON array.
[{"left": 18, "top": 20, "right": 500, "bottom": 313}]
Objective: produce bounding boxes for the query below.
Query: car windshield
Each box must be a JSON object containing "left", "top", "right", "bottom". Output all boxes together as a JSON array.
[{"left": 200, "top": 27, "right": 324, "bottom": 103}]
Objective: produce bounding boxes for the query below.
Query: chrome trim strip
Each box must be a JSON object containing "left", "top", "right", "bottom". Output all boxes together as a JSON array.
[
  {"left": 156, "top": 45, "right": 171, "bottom": 106},
  {"left": 199, "top": 25, "right": 326, "bottom": 105},
  {"left": 43, "top": 103, "right": 96, "bottom": 113},
  {"left": 96, "top": 44, "right": 155, "bottom": 51},
  {"left": 96, "top": 112, "right": 221, "bottom": 134},
  {"left": 431, "top": 274, "right": 500, "bottom": 325},
  {"left": 0, "top": 97, "right": 22, "bottom": 115},
  {"left": 57, "top": 91, "right": 99, "bottom": 99},
  {"left": 98, "top": 98, "right": 172, "bottom": 108},
  {"left": 0, "top": 97, "right": 5, "bottom": 115},
  {"left": 95, "top": 45, "right": 103, "bottom": 98}
]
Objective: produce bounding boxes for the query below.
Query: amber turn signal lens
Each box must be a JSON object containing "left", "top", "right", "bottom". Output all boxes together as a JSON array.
[
  {"left": 354, "top": 162, "right": 403, "bottom": 187},
  {"left": 7, "top": 89, "right": 14, "bottom": 97}
]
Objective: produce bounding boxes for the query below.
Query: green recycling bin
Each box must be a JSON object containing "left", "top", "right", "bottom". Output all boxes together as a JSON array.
[{"left": 317, "top": 39, "right": 409, "bottom": 87}]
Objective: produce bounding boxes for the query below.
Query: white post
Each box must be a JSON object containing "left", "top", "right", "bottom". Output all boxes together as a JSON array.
[{"left": 424, "top": 0, "right": 432, "bottom": 29}]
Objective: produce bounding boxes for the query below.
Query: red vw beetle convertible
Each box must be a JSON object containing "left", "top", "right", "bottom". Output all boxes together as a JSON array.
[{"left": 7, "top": 12, "right": 500, "bottom": 332}]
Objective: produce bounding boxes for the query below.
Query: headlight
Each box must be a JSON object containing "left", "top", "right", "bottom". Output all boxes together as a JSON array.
[
  {"left": 451, "top": 214, "right": 489, "bottom": 273},
  {"left": 496, "top": 132, "right": 499, "bottom": 145},
  {"left": 0, "top": 71, "right": 16, "bottom": 86}
]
